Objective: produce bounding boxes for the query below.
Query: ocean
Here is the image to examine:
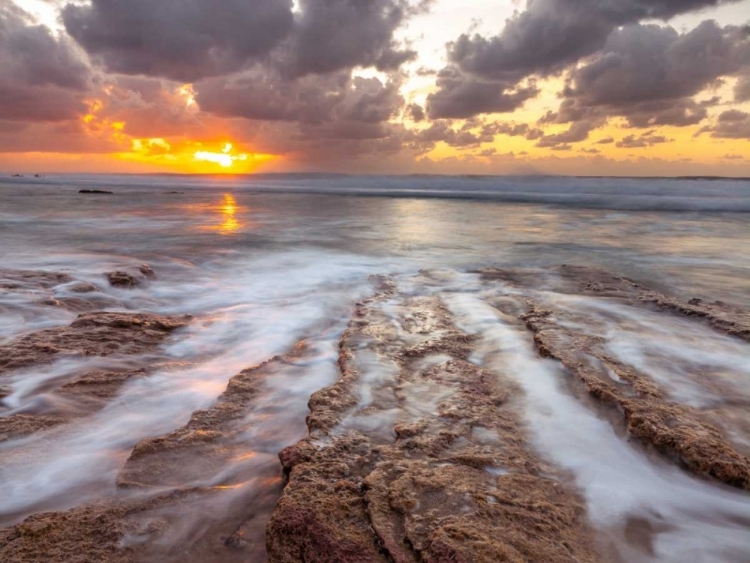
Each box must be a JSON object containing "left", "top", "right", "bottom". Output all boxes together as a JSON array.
[{"left": 1, "top": 174, "right": 749, "bottom": 562}]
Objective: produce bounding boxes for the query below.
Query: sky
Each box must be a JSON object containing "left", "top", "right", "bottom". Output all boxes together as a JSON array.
[{"left": 1, "top": 0, "right": 749, "bottom": 176}]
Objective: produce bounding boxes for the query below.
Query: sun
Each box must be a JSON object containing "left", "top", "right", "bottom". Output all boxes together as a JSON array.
[{"left": 194, "top": 143, "right": 249, "bottom": 168}]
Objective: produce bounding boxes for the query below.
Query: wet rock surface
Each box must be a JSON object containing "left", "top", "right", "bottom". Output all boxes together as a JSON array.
[
  {"left": 267, "top": 275, "right": 599, "bottom": 563},
  {"left": 0, "top": 312, "right": 189, "bottom": 374},
  {"left": 1, "top": 266, "right": 749, "bottom": 562},
  {"left": 522, "top": 306, "right": 750, "bottom": 490},
  {"left": 105, "top": 264, "right": 156, "bottom": 289},
  {"left": 480, "top": 265, "right": 750, "bottom": 342},
  {"left": 0, "top": 341, "right": 329, "bottom": 562},
  {"left": 0, "top": 270, "right": 74, "bottom": 291}
]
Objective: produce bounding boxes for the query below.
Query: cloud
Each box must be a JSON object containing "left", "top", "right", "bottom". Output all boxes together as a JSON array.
[
  {"left": 62, "top": 0, "right": 295, "bottom": 82},
  {"left": 700, "top": 109, "right": 750, "bottom": 138},
  {"left": 536, "top": 120, "right": 601, "bottom": 148},
  {"left": 0, "top": 1, "right": 91, "bottom": 121},
  {"left": 426, "top": 67, "right": 538, "bottom": 119},
  {"left": 427, "top": 0, "right": 745, "bottom": 120},
  {"left": 281, "top": 0, "right": 417, "bottom": 77},
  {"left": 736, "top": 74, "right": 750, "bottom": 102},
  {"left": 448, "top": 0, "right": 740, "bottom": 80},
  {"left": 196, "top": 71, "right": 403, "bottom": 125},
  {"left": 62, "top": 0, "right": 421, "bottom": 83},
  {"left": 616, "top": 130, "right": 673, "bottom": 147},
  {"left": 403, "top": 121, "right": 482, "bottom": 153},
  {"left": 484, "top": 121, "right": 543, "bottom": 140},
  {"left": 407, "top": 103, "right": 425, "bottom": 122},
  {"left": 558, "top": 22, "right": 749, "bottom": 127}
]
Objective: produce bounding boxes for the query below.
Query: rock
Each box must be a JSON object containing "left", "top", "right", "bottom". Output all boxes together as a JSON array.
[
  {"left": 106, "top": 264, "right": 156, "bottom": 288},
  {"left": 138, "top": 264, "right": 156, "bottom": 279},
  {"left": 0, "top": 312, "right": 189, "bottom": 374},
  {"left": 267, "top": 278, "right": 599, "bottom": 563},
  {"left": 106, "top": 271, "right": 138, "bottom": 288},
  {"left": 68, "top": 282, "right": 99, "bottom": 293},
  {"left": 79, "top": 190, "right": 113, "bottom": 194},
  {"left": 522, "top": 297, "right": 750, "bottom": 490},
  {"left": 0, "top": 269, "right": 73, "bottom": 291}
]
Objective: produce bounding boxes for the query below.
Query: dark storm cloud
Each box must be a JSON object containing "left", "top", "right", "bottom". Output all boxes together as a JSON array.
[
  {"left": 0, "top": 1, "right": 90, "bottom": 121},
  {"left": 62, "top": 0, "right": 295, "bottom": 82},
  {"left": 536, "top": 21, "right": 749, "bottom": 136},
  {"left": 447, "top": 0, "right": 738, "bottom": 80},
  {"left": 428, "top": 0, "right": 744, "bottom": 119},
  {"left": 407, "top": 103, "right": 426, "bottom": 122},
  {"left": 196, "top": 71, "right": 403, "bottom": 126},
  {"left": 426, "top": 67, "right": 538, "bottom": 119},
  {"left": 62, "top": 0, "right": 420, "bottom": 83},
  {"left": 283, "top": 0, "right": 417, "bottom": 77},
  {"left": 564, "top": 22, "right": 747, "bottom": 113}
]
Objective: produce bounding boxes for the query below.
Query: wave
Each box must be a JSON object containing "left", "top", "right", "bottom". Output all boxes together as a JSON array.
[{"left": 3, "top": 173, "right": 750, "bottom": 212}]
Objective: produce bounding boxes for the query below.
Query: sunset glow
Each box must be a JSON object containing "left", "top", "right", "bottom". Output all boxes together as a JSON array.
[
  {"left": 0, "top": 0, "right": 747, "bottom": 175},
  {"left": 194, "top": 143, "right": 248, "bottom": 168}
]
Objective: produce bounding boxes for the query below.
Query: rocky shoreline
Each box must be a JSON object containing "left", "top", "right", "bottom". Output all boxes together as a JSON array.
[{"left": 1, "top": 266, "right": 749, "bottom": 561}]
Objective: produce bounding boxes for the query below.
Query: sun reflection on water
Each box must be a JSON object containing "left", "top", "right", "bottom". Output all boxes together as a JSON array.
[
  {"left": 181, "top": 193, "right": 252, "bottom": 235},
  {"left": 219, "top": 194, "right": 241, "bottom": 235}
]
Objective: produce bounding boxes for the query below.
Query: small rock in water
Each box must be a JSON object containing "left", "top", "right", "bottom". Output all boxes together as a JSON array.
[
  {"left": 138, "top": 264, "right": 156, "bottom": 278},
  {"left": 106, "top": 264, "right": 156, "bottom": 288},
  {"left": 79, "top": 189, "right": 113, "bottom": 194},
  {"left": 106, "top": 271, "right": 139, "bottom": 288},
  {"left": 68, "top": 282, "right": 99, "bottom": 293}
]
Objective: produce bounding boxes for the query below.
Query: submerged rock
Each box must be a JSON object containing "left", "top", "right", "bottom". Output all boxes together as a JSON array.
[
  {"left": 0, "top": 368, "right": 150, "bottom": 442},
  {"left": 106, "top": 271, "right": 138, "bottom": 288},
  {"left": 0, "top": 269, "right": 73, "bottom": 291},
  {"left": 105, "top": 264, "right": 156, "bottom": 288},
  {"left": 68, "top": 282, "right": 99, "bottom": 294}
]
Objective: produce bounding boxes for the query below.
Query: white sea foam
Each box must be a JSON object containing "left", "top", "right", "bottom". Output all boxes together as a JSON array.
[
  {"left": 0, "top": 250, "right": 384, "bottom": 521},
  {"left": 446, "top": 288, "right": 750, "bottom": 563}
]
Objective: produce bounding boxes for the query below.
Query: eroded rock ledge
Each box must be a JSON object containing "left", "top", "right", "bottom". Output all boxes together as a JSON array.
[
  {"left": 0, "top": 312, "right": 189, "bottom": 442},
  {"left": 2, "top": 266, "right": 749, "bottom": 563},
  {"left": 0, "top": 312, "right": 189, "bottom": 374},
  {"left": 520, "top": 306, "right": 750, "bottom": 490},
  {"left": 266, "top": 275, "right": 599, "bottom": 563}
]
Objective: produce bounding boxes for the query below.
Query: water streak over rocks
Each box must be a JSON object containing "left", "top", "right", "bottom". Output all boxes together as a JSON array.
[
  {"left": 0, "top": 332, "right": 340, "bottom": 562},
  {"left": 0, "top": 368, "right": 149, "bottom": 442},
  {"left": 267, "top": 273, "right": 599, "bottom": 563},
  {"left": 1, "top": 265, "right": 749, "bottom": 562},
  {"left": 481, "top": 265, "right": 750, "bottom": 489},
  {"left": 522, "top": 306, "right": 750, "bottom": 490}
]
